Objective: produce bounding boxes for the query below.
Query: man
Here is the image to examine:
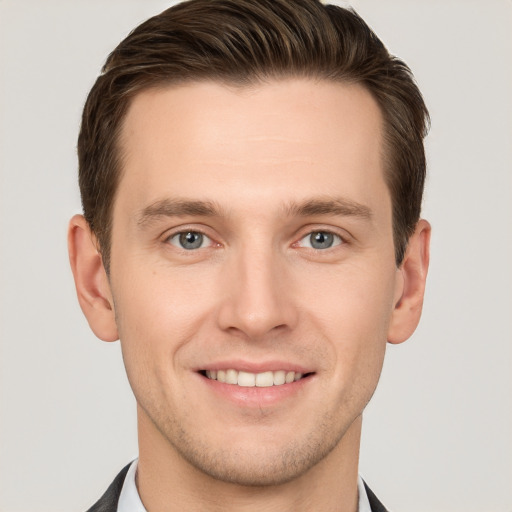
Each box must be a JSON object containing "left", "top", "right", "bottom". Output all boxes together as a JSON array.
[{"left": 68, "top": 0, "right": 430, "bottom": 510}]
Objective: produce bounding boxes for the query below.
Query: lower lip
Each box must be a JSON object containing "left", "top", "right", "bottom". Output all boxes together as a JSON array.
[{"left": 198, "top": 373, "right": 313, "bottom": 408}]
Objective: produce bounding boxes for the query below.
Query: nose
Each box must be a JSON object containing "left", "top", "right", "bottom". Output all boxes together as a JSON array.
[{"left": 216, "top": 246, "right": 298, "bottom": 340}]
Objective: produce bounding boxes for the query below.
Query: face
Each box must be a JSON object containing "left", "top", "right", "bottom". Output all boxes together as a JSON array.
[{"left": 108, "top": 79, "right": 402, "bottom": 485}]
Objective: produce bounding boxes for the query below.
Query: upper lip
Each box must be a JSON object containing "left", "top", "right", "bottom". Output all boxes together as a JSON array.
[{"left": 195, "top": 360, "right": 314, "bottom": 374}]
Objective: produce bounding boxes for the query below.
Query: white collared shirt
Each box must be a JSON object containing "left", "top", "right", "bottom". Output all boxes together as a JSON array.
[
  {"left": 117, "top": 460, "right": 145, "bottom": 512},
  {"left": 117, "top": 459, "right": 372, "bottom": 512}
]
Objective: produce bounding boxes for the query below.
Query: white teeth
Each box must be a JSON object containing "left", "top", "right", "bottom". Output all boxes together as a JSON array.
[
  {"left": 226, "top": 369, "right": 238, "bottom": 384},
  {"left": 237, "top": 371, "right": 255, "bottom": 387},
  {"left": 204, "top": 369, "right": 306, "bottom": 387},
  {"left": 273, "top": 370, "right": 286, "bottom": 385},
  {"left": 255, "top": 371, "right": 274, "bottom": 387}
]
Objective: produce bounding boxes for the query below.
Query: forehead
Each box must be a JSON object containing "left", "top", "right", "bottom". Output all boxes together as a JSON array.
[{"left": 116, "top": 79, "right": 387, "bottom": 218}]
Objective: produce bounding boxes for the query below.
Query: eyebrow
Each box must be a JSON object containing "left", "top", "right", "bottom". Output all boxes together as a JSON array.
[
  {"left": 136, "top": 195, "right": 373, "bottom": 228},
  {"left": 136, "top": 198, "right": 223, "bottom": 227},
  {"left": 284, "top": 197, "right": 373, "bottom": 221}
]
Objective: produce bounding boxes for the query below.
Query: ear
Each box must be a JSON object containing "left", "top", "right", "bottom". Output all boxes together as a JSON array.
[
  {"left": 68, "top": 214, "right": 119, "bottom": 342},
  {"left": 387, "top": 219, "right": 431, "bottom": 344}
]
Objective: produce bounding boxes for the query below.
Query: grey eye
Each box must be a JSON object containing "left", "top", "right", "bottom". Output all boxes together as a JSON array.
[
  {"left": 169, "top": 231, "right": 208, "bottom": 250},
  {"left": 300, "top": 231, "right": 342, "bottom": 250}
]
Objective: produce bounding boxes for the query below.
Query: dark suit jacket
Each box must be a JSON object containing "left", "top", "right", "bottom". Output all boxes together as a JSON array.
[{"left": 86, "top": 464, "right": 388, "bottom": 512}]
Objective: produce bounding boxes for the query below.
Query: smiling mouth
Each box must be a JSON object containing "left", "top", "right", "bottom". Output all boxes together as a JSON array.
[{"left": 200, "top": 369, "right": 312, "bottom": 388}]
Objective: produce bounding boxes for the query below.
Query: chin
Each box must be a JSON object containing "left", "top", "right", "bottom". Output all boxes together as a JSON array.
[{"left": 168, "top": 423, "right": 344, "bottom": 487}]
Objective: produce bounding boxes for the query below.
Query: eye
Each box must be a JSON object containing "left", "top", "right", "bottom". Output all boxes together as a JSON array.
[
  {"left": 299, "top": 231, "right": 343, "bottom": 250},
  {"left": 168, "top": 231, "right": 211, "bottom": 250}
]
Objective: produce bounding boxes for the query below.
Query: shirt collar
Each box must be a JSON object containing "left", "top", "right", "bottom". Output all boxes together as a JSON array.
[{"left": 117, "top": 459, "right": 146, "bottom": 512}]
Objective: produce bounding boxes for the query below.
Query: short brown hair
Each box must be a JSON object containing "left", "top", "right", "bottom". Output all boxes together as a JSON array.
[{"left": 78, "top": 0, "right": 429, "bottom": 271}]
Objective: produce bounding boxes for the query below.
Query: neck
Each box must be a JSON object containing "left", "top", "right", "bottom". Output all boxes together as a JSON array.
[{"left": 136, "top": 407, "right": 362, "bottom": 512}]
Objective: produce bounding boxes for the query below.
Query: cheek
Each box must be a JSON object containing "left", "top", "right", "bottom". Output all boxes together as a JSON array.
[
  {"left": 303, "top": 258, "right": 397, "bottom": 333},
  {"left": 302, "top": 261, "right": 396, "bottom": 384},
  {"left": 111, "top": 264, "right": 218, "bottom": 372}
]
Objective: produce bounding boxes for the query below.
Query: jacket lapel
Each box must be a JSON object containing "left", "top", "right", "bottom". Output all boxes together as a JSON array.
[
  {"left": 86, "top": 463, "right": 131, "bottom": 512},
  {"left": 364, "top": 481, "right": 389, "bottom": 512}
]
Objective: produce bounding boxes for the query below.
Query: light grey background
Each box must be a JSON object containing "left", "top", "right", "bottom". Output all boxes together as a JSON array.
[{"left": 0, "top": 1, "right": 511, "bottom": 511}]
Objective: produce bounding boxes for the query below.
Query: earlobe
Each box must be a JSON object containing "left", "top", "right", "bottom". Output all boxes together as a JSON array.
[
  {"left": 68, "top": 214, "right": 119, "bottom": 342},
  {"left": 387, "top": 219, "right": 431, "bottom": 344}
]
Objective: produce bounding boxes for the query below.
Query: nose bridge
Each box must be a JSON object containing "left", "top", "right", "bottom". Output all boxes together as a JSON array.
[{"left": 217, "top": 238, "right": 295, "bottom": 338}]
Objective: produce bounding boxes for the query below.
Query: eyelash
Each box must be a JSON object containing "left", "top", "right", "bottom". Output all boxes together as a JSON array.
[
  {"left": 295, "top": 230, "right": 344, "bottom": 250},
  {"left": 166, "top": 230, "right": 216, "bottom": 251},
  {"left": 164, "top": 227, "right": 347, "bottom": 252}
]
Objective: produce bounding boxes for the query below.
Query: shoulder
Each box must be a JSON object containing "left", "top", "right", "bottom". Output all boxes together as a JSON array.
[{"left": 86, "top": 464, "right": 131, "bottom": 512}]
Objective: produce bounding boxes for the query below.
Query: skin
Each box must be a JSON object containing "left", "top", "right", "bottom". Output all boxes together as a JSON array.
[{"left": 69, "top": 79, "right": 430, "bottom": 512}]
